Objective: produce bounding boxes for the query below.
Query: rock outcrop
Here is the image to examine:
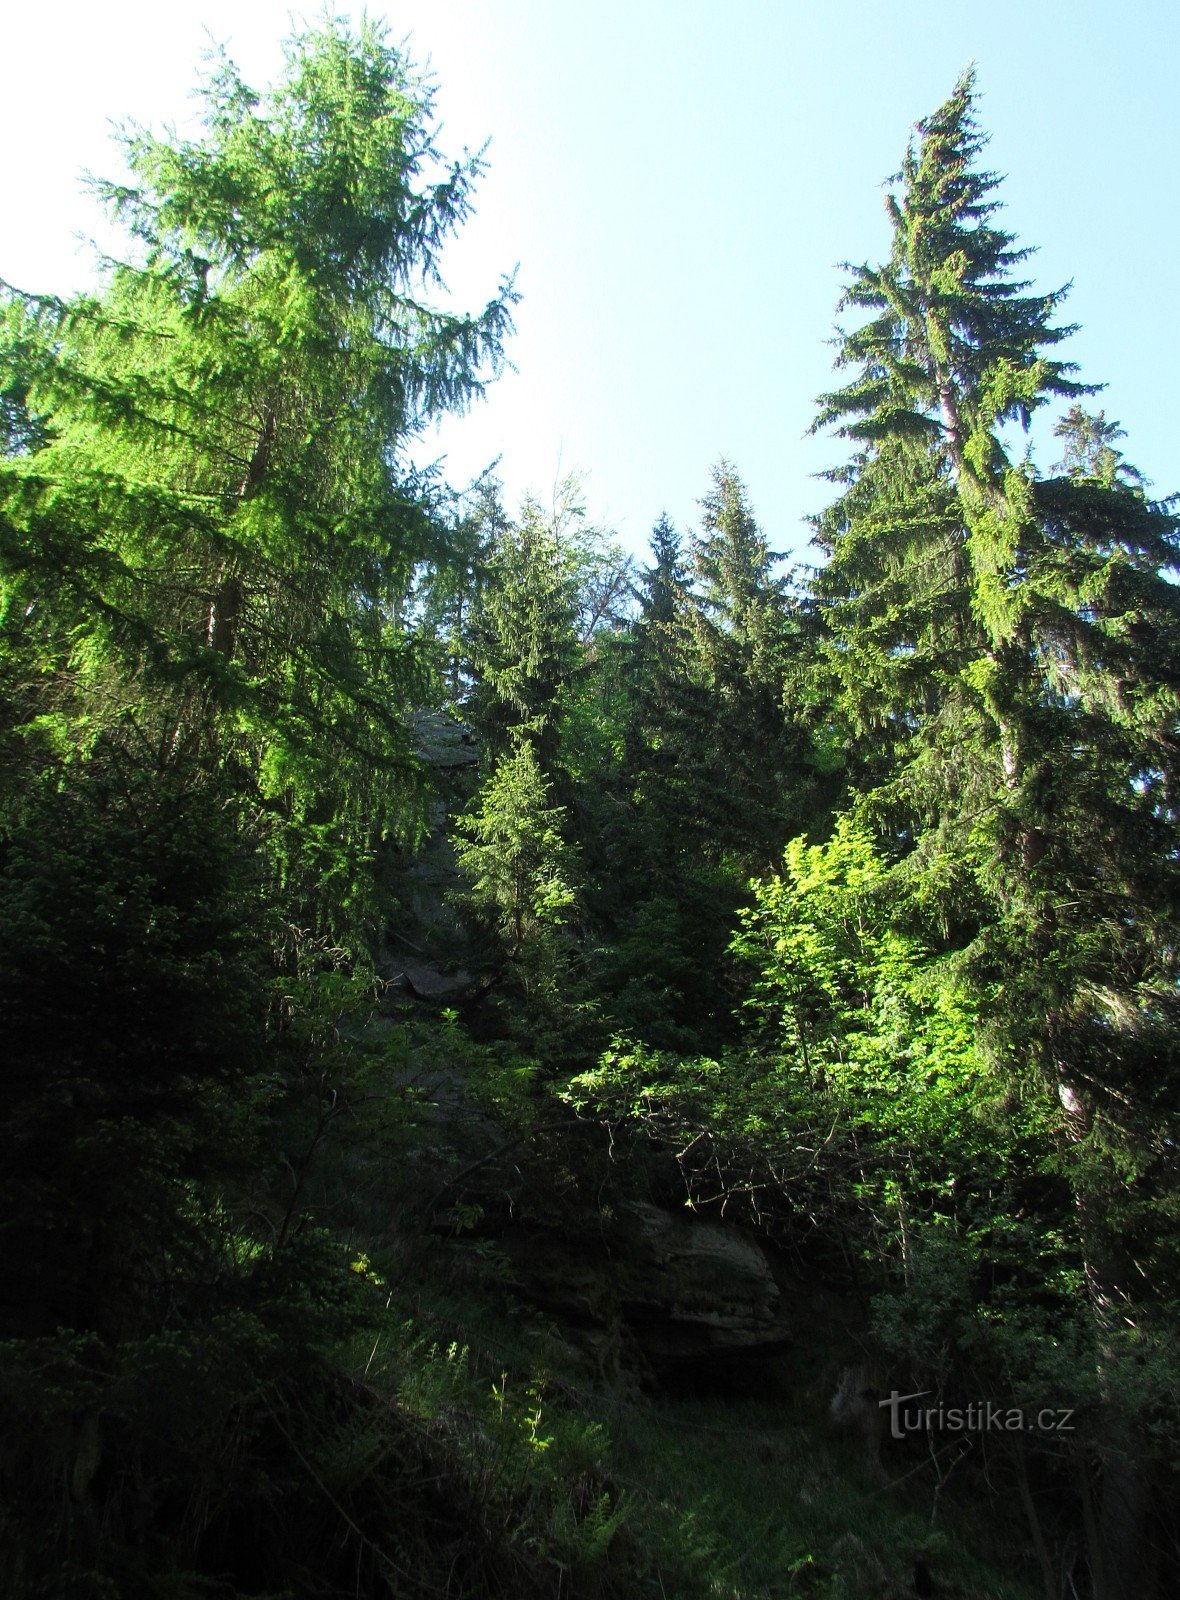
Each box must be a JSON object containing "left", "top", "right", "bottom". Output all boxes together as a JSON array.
[{"left": 503, "top": 1200, "right": 793, "bottom": 1381}]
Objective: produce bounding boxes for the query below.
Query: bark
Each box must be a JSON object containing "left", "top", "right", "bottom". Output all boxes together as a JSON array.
[
  {"left": 938, "top": 378, "right": 966, "bottom": 480},
  {"left": 205, "top": 402, "right": 277, "bottom": 658},
  {"left": 206, "top": 571, "right": 243, "bottom": 657}
]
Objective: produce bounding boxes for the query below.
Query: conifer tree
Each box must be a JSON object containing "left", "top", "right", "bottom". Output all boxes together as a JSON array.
[
  {"left": 694, "top": 462, "right": 787, "bottom": 688},
  {"left": 416, "top": 477, "right": 509, "bottom": 708},
  {"left": 453, "top": 736, "right": 579, "bottom": 990},
  {"left": 636, "top": 512, "right": 687, "bottom": 630},
  {"left": 689, "top": 461, "right": 808, "bottom": 863},
  {"left": 813, "top": 67, "right": 1086, "bottom": 814},
  {"left": 624, "top": 512, "right": 709, "bottom": 840},
  {"left": 593, "top": 513, "right": 732, "bottom": 1044},
  {"left": 0, "top": 29, "right": 516, "bottom": 1575},
  {"left": 815, "top": 72, "right": 1180, "bottom": 1597},
  {"left": 0, "top": 17, "right": 514, "bottom": 932},
  {"left": 465, "top": 494, "right": 581, "bottom": 774},
  {"left": 596, "top": 482, "right": 813, "bottom": 1046}
]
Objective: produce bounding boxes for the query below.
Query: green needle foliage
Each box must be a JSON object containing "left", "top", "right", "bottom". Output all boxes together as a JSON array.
[
  {"left": 0, "top": 21, "right": 527, "bottom": 1596},
  {"left": 810, "top": 69, "right": 1180, "bottom": 1600},
  {"left": 690, "top": 461, "right": 811, "bottom": 861},
  {"left": 453, "top": 735, "right": 580, "bottom": 967},
  {"left": 0, "top": 14, "right": 514, "bottom": 936},
  {"left": 3, "top": 33, "right": 1179, "bottom": 1600},
  {"left": 466, "top": 492, "right": 583, "bottom": 774}
]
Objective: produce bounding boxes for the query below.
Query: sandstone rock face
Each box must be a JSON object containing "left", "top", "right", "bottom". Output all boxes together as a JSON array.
[
  {"left": 377, "top": 712, "right": 480, "bottom": 1008},
  {"left": 412, "top": 711, "right": 480, "bottom": 771},
  {"left": 504, "top": 1200, "right": 792, "bottom": 1373},
  {"left": 382, "top": 958, "right": 471, "bottom": 1002},
  {"left": 615, "top": 1201, "right": 786, "bottom": 1357}
]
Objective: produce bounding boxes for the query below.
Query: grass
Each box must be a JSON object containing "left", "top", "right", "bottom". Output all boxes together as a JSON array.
[{"left": 339, "top": 1272, "right": 1048, "bottom": 1600}]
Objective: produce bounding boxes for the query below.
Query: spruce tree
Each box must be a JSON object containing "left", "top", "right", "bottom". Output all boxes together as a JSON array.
[
  {"left": 465, "top": 494, "right": 581, "bottom": 774},
  {"left": 814, "top": 72, "right": 1180, "bottom": 1597},
  {"left": 694, "top": 461, "right": 787, "bottom": 689},
  {"left": 595, "top": 513, "right": 733, "bottom": 1044},
  {"left": 452, "top": 735, "right": 580, "bottom": 1006},
  {"left": 689, "top": 461, "right": 809, "bottom": 864},
  {"left": 624, "top": 512, "right": 711, "bottom": 845},
  {"left": 597, "top": 481, "right": 813, "bottom": 1047},
  {"left": 813, "top": 67, "right": 1086, "bottom": 818},
  {"left": 636, "top": 512, "right": 687, "bottom": 629}
]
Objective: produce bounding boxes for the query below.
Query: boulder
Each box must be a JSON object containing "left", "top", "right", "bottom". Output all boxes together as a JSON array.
[
  {"left": 614, "top": 1201, "right": 786, "bottom": 1357},
  {"left": 383, "top": 959, "right": 471, "bottom": 1001},
  {"left": 503, "top": 1200, "right": 792, "bottom": 1372}
]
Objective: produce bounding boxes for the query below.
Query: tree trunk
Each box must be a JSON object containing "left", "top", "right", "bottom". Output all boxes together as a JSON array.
[{"left": 204, "top": 402, "right": 277, "bottom": 659}]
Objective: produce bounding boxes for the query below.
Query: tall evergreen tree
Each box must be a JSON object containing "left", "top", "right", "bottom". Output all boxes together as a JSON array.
[
  {"left": 813, "top": 67, "right": 1086, "bottom": 820},
  {"left": 595, "top": 512, "right": 736, "bottom": 1045},
  {"left": 814, "top": 72, "right": 1180, "bottom": 1598},
  {"left": 624, "top": 512, "right": 710, "bottom": 843},
  {"left": 0, "top": 29, "right": 517, "bottom": 1585},
  {"left": 636, "top": 512, "right": 687, "bottom": 630},
  {"left": 452, "top": 735, "right": 582, "bottom": 1024},
  {"left": 0, "top": 16, "right": 514, "bottom": 933},
  {"left": 465, "top": 494, "right": 581, "bottom": 774},
  {"left": 694, "top": 462, "right": 787, "bottom": 688},
  {"left": 595, "top": 481, "right": 814, "bottom": 1047},
  {"left": 689, "top": 461, "right": 809, "bottom": 864}
]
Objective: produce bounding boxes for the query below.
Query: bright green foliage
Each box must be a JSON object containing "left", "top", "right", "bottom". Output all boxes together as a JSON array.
[
  {"left": 0, "top": 16, "right": 513, "bottom": 933},
  {"left": 813, "top": 69, "right": 1086, "bottom": 820},
  {"left": 0, "top": 24, "right": 529, "bottom": 1595},
  {"left": 812, "top": 73, "right": 1180, "bottom": 1073},
  {"left": 453, "top": 737, "right": 580, "bottom": 998},
  {"left": 732, "top": 816, "right": 980, "bottom": 1106},
  {"left": 729, "top": 820, "right": 1057, "bottom": 1287},
  {"left": 567, "top": 811, "right": 1075, "bottom": 1465},
  {"left": 816, "top": 68, "right": 1084, "bottom": 474},
  {"left": 811, "top": 72, "right": 1180, "bottom": 1597},
  {"left": 6, "top": 33, "right": 1180, "bottom": 1599}
]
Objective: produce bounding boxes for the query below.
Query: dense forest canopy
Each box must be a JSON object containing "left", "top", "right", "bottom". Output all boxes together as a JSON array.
[{"left": 1, "top": 20, "right": 1176, "bottom": 1600}]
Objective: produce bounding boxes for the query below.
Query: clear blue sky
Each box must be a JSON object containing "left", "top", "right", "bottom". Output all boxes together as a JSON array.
[{"left": 2, "top": 1, "right": 1176, "bottom": 561}]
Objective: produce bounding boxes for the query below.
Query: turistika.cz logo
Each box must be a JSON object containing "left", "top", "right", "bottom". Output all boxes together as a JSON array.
[{"left": 880, "top": 1390, "right": 1076, "bottom": 1441}]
